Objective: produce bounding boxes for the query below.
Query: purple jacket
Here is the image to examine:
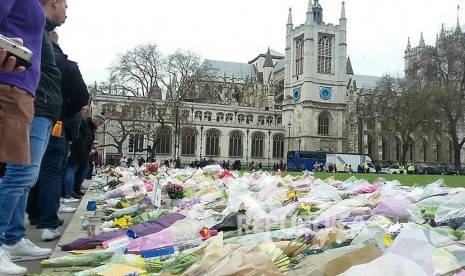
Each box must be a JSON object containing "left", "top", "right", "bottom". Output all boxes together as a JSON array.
[{"left": 0, "top": 0, "right": 45, "bottom": 97}]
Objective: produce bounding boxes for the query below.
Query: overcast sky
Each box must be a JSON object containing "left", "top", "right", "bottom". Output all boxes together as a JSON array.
[{"left": 57, "top": 0, "right": 464, "bottom": 84}]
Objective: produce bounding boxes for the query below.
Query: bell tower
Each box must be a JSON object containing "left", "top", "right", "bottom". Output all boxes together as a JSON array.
[{"left": 283, "top": 1, "right": 351, "bottom": 153}]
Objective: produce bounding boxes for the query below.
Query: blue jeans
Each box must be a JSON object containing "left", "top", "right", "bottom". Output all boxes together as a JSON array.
[
  {"left": 0, "top": 117, "right": 52, "bottom": 245},
  {"left": 62, "top": 161, "right": 78, "bottom": 198},
  {"left": 27, "top": 132, "right": 68, "bottom": 229}
]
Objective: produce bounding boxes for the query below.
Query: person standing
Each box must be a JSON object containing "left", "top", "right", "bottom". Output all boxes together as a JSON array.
[
  {"left": 0, "top": 0, "right": 66, "bottom": 275},
  {"left": 27, "top": 29, "right": 89, "bottom": 241}
]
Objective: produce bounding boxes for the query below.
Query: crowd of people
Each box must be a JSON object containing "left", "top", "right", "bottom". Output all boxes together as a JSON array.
[{"left": 0, "top": 1, "right": 105, "bottom": 275}]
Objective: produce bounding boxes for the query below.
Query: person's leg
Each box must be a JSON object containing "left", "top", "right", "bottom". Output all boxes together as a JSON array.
[
  {"left": 0, "top": 117, "right": 53, "bottom": 260},
  {"left": 63, "top": 162, "right": 78, "bottom": 198},
  {"left": 35, "top": 134, "right": 68, "bottom": 234}
]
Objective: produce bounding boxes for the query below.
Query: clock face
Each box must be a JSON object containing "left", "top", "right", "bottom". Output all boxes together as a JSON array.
[
  {"left": 319, "top": 87, "right": 332, "bottom": 100},
  {"left": 292, "top": 87, "right": 301, "bottom": 101}
]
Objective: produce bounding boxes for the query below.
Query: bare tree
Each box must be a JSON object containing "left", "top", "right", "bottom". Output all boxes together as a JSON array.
[
  {"left": 161, "top": 49, "right": 214, "bottom": 101},
  {"left": 410, "top": 28, "right": 465, "bottom": 170},
  {"left": 108, "top": 43, "right": 163, "bottom": 97},
  {"left": 361, "top": 75, "right": 434, "bottom": 165}
]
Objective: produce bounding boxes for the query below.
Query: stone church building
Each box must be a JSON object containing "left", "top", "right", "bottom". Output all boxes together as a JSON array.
[{"left": 93, "top": 0, "right": 462, "bottom": 168}]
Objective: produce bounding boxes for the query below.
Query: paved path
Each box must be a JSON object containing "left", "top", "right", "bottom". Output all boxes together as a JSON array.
[{"left": 23, "top": 180, "right": 92, "bottom": 275}]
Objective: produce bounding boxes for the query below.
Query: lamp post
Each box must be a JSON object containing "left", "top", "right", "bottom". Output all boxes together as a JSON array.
[
  {"left": 174, "top": 101, "right": 180, "bottom": 159},
  {"left": 246, "top": 128, "right": 250, "bottom": 169},
  {"left": 268, "top": 129, "right": 271, "bottom": 169},
  {"left": 287, "top": 122, "right": 292, "bottom": 154},
  {"left": 200, "top": 125, "right": 204, "bottom": 159}
]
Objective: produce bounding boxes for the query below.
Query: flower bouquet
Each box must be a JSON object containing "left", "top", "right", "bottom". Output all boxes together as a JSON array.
[{"left": 166, "top": 183, "right": 184, "bottom": 199}]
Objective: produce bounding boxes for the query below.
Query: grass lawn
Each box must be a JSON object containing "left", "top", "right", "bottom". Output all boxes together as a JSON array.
[{"left": 282, "top": 172, "right": 465, "bottom": 187}]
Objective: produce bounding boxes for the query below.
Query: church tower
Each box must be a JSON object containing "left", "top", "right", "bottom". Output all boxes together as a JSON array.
[{"left": 282, "top": 0, "right": 350, "bottom": 153}]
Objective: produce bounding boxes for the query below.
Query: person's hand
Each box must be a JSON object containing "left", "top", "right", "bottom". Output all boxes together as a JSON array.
[{"left": 0, "top": 38, "right": 26, "bottom": 72}]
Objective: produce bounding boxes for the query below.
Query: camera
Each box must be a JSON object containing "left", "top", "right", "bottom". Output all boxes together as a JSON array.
[{"left": 0, "top": 34, "right": 33, "bottom": 68}]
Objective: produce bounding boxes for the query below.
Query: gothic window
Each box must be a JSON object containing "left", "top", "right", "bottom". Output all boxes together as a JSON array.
[
  {"left": 246, "top": 115, "right": 253, "bottom": 124},
  {"left": 295, "top": 35, "right": 304, "bottom": 75},
  {"left": 155, "top": 127, "right": 172, "bottom": 154},
  {"left": 238, "top": 114, "right": 245, "bottom": 123},
  {"left": 181, "top": 110, "right": 190, "bottom": 121},
  {"left": 181, "top": 128, "right": 196, "bottom": 155},
  {"left": 195, "top": 111, "right": 202, "bottom": 120},
  {"left": 273, "top": 133, "right": 284, "bottom": 158},
  {"left": 102, "top": 103, "right": 117, "bottom": 117},
  {"left": 422, "top": 139, "right": 428, "bottom": 162},
  {"left": 132, "top": 105, "right": 142, "bottom": 119},
  {"left": 216, "top": 112, "right": 224, "bottom": 122},
  {"left": 266, "top": 116, "right": 273, "bottom": 125},
  {"left": 251, "top": 132, "right": 265, "bottom": 158},
  {"left": 225, "top": 113, "right": 234, "bottom": 123},
  {"left": 317, "top": 35, "right": 332, "bottom": 74},
  {"left": 317, "top": 113, "right": 330, "bottom": 135},
  {"left": 258, "top": 115, "right": 265, "bottom": 125},
  {"left": 276, "top": 116, "right": 282, "bottom": 125},
  {"left": 205, "top": 129, "right": 220, "bottom": 156},
  {"left": 148, "top": 106, "right": 156, "bottom": 118},
  {"left": 228, "top": 131, "right": 243, "bottom": 157},
  {"left": 128, "top": 133, "right": 144, "bottom": 152},
  {"left": 408, "top": 137, "right": 415, "bottom": 161},
  {"left": 204, "top": 111, "right": 212, "bottom": 122}
]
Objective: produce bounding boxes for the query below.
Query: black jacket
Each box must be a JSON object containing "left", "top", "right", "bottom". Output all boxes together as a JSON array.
[
  {"left": 52, "top": 42, "right": 89, "bottom": 119},
  {"left": 52, "top": 42, "right": 90, "bottom": 140},
  {"left": 34, "top": 20, "right": 62, "bottom": 120},
  {"left": 68, "top": 118, "right": 89, "bottom": 165}
]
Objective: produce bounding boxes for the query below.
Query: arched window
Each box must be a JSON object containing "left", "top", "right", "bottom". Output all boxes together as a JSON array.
[
  {"left": 317, "top": 113, "right": 330, "bottom": 135},
  {"left": 258, "top": 115, "right": 265, "bottom": 125},
  {"left": 381, "top": 137, "right": 388, "bottom": 161},
  {"left": 317, "top": 35, "right": 332, "bottom": 74},
  {"left": 181, "top": 128, "right": 196, "bottom": 155},
  {"left": 225, "top": 113, "right": 234, "bottom": 123},
  {"left": 272, "top": 133, "right": 284, "bottom": 158},
  {"left": 132, "top": 105, "right": 142, "bottom": 118},
  {"left": 422, "top": 139, "right": 428, "bottom": 162},
  {"left": 216, "top": 112, "right": 224, "bottom": 122},
  {"left": 251, "top": 132, "right": 265, "bottom": 158},
  {"left": 266, "top": 116, "right": 273, "bottom": 125},
  {"left": 195, "top": 111, "right": 202, "bottom": 120},
  {"left": 205, "top": 129, "right": 220, "bottom": 156},
  {"left": 276, "top": 116, "right": 282, "bottom": 125},
  {"left": 238, "top": 114, "right": 245, "bottom": 123},
  {"left": 181, "top": 110, "right": 190, "bottom": 121},
  {"left": 434, "top": 140, "right": 441, "bottom": 163},
  {"left": 395, "top": 137, "right": 401, "bottom": 161},
  {"left": 228, "top": 131, "right": 243, "bottom": 157},
  {"left": 367, "top": 134, "right": 374, "bottom": 157},
  {"left": 204, "top": 111, "right": 212, "bottom": 122},
  {"left": 128, "top": 131, "right": 145, "bottom": 153},
  {"left": 155, "top": 127, "right": 172, "bottom": 154},
  {"left": 246, "top": 115, "right": 253, "bottom": 124}
]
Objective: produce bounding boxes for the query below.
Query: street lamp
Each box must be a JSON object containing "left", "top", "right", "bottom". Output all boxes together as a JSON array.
[
  {"left": 287, "top": 122, "right": 292, "bottom": 154},
  {"left": 200, "top": 125, "right": 204, "bottom": 159},
  {"left": 174, "top": 101, "right": 180, "bottom": 159}
]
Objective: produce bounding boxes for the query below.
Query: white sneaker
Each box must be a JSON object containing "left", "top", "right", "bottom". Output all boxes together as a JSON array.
[
  {"left": 41, "top": 228, "right": 62, "bottom": 242},
  {"left": 2, "top": 238, "right": 52, "bottom": 261},
  {"left": 58, "top": 204, "right": 76, "bottom": 213},
  {"left": 63, "top": 197, "right": 79, "bottom": 203},
  {"left": 0, "top": 249, "right": 27, "bottom": 275}
]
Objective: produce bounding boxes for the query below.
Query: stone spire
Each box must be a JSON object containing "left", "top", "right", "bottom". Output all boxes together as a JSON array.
[
  {"left": 405, "top": 37, "right": 411, "bottom": 53},
  {"left": 263, "top": 47, "right": 273, "bottom": 68},
  {"left": 419, "top": 32, "right": 425, "bottom": 47},
  {"left": 456, "top": 5, "right": 462, "bottom": 34},
  {"left": 287, "top": 7, "right": 293, "bottom": 25},
  {"left": 340, "top": 1, "right": 346, "bottom": 19},
  {"left": 306, "top": 0, "right": 313, "bottom": 24},
  {"left": 440, "top": 23, "right": 445, "bottom": 38}
]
